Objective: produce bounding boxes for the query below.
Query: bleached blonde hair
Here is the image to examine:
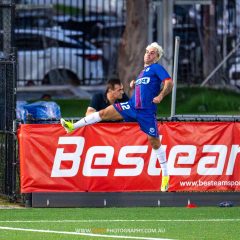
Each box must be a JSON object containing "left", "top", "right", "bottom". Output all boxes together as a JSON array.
[{"left": 146, "top": 42, "right": 164, "bottom": 62}]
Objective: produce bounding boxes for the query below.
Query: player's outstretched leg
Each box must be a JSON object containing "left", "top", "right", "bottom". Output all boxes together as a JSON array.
[{"left": 60, "top": 112, "right": 102, "bottom": 133}]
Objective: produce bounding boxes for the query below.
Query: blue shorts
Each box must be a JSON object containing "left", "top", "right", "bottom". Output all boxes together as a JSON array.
[{"left": 113, "top": 101, "right": 159, "bottom": 138}]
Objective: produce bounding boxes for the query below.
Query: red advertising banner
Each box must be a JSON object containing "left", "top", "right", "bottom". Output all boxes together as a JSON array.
[{"left": 18, "top": 122, "right": 240, "bottom": 193}]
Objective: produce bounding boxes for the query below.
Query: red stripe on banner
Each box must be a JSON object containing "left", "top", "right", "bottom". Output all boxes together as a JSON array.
[{"left": 18, "top": 122, "right": 240, "bottom": 193}]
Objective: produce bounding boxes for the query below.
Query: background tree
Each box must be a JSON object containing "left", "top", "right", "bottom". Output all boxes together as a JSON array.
[
  {"left": 117, "top": 0, "right": 149, "bottom": 95},
  {"left": 202, "top": 0, "right": 219, "bottom": 85}
]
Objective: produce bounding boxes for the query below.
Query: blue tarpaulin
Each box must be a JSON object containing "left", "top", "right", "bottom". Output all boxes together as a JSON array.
[{"left": 17, "top": 101, "right": 61, "bottom": 123}]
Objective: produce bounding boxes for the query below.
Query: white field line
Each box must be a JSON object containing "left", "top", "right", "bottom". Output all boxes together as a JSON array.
[
  {"left": 0, "top": 219, "right": 240, "bottom": 223},
  {"left": 0, "top": 226, "right": 174, "bottom": 240}
]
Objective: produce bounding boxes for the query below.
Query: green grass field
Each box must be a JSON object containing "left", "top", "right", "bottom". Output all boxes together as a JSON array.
[{"left": 0, "top": 207, "right": 240, "bottom": 240}]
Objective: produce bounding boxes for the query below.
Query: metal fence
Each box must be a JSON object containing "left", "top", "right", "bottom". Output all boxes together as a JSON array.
[
  {"left": 0, "top": 59, "right": 17, "bottom": 198},
  {"left": 10, "top": 0, "right": 126, "bottom": 87},
  {"left": 7, "top": 0, "right": 239, "bottom": 88},
  {"left": 0, "top": 2, "right": 17, "bottom": 199},
  {"left": 166, "top": 1, "right": 239, "bottom": 86}
]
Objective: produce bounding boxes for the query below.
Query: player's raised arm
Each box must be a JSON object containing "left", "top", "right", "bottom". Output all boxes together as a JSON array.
[{"left": 130, "top": 79, "right": 135, "bottom": 88}]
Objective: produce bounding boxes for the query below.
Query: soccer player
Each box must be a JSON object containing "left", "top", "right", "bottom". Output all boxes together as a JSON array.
[{"left": 61, "top": 42, "right": 173, "bottom": 192}]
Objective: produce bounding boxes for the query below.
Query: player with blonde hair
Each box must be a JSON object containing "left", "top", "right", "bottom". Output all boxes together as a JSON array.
[{"left": 61, "top": 42, "right": 173, "bottom": 192}]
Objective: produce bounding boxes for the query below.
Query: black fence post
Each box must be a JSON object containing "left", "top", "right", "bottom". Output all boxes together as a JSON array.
[
  {"left": 82, "top": 0, "right": 86, "bottom": 85},
  {"left": 0, "top": 0, "right": 17, "bottom": 200},
  {"left": 1, "top": 0, "right": 15, "bottom": 59}
]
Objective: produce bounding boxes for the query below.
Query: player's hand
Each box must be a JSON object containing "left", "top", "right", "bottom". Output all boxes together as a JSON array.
[
  {"left": 153, "top": 95, "right": 163, "bottom": 104},
  {"left": 130, "top": 80, "right": 135, "bottom": 88}
]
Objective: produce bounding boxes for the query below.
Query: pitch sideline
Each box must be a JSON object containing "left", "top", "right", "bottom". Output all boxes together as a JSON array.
[{"left": 0, "top": 218, "right": 239, "bottom": 223}]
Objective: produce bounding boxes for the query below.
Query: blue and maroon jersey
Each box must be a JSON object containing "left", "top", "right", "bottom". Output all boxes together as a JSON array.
[{"left": 130, "top": 63, "right": 171, "bottom": 111}]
